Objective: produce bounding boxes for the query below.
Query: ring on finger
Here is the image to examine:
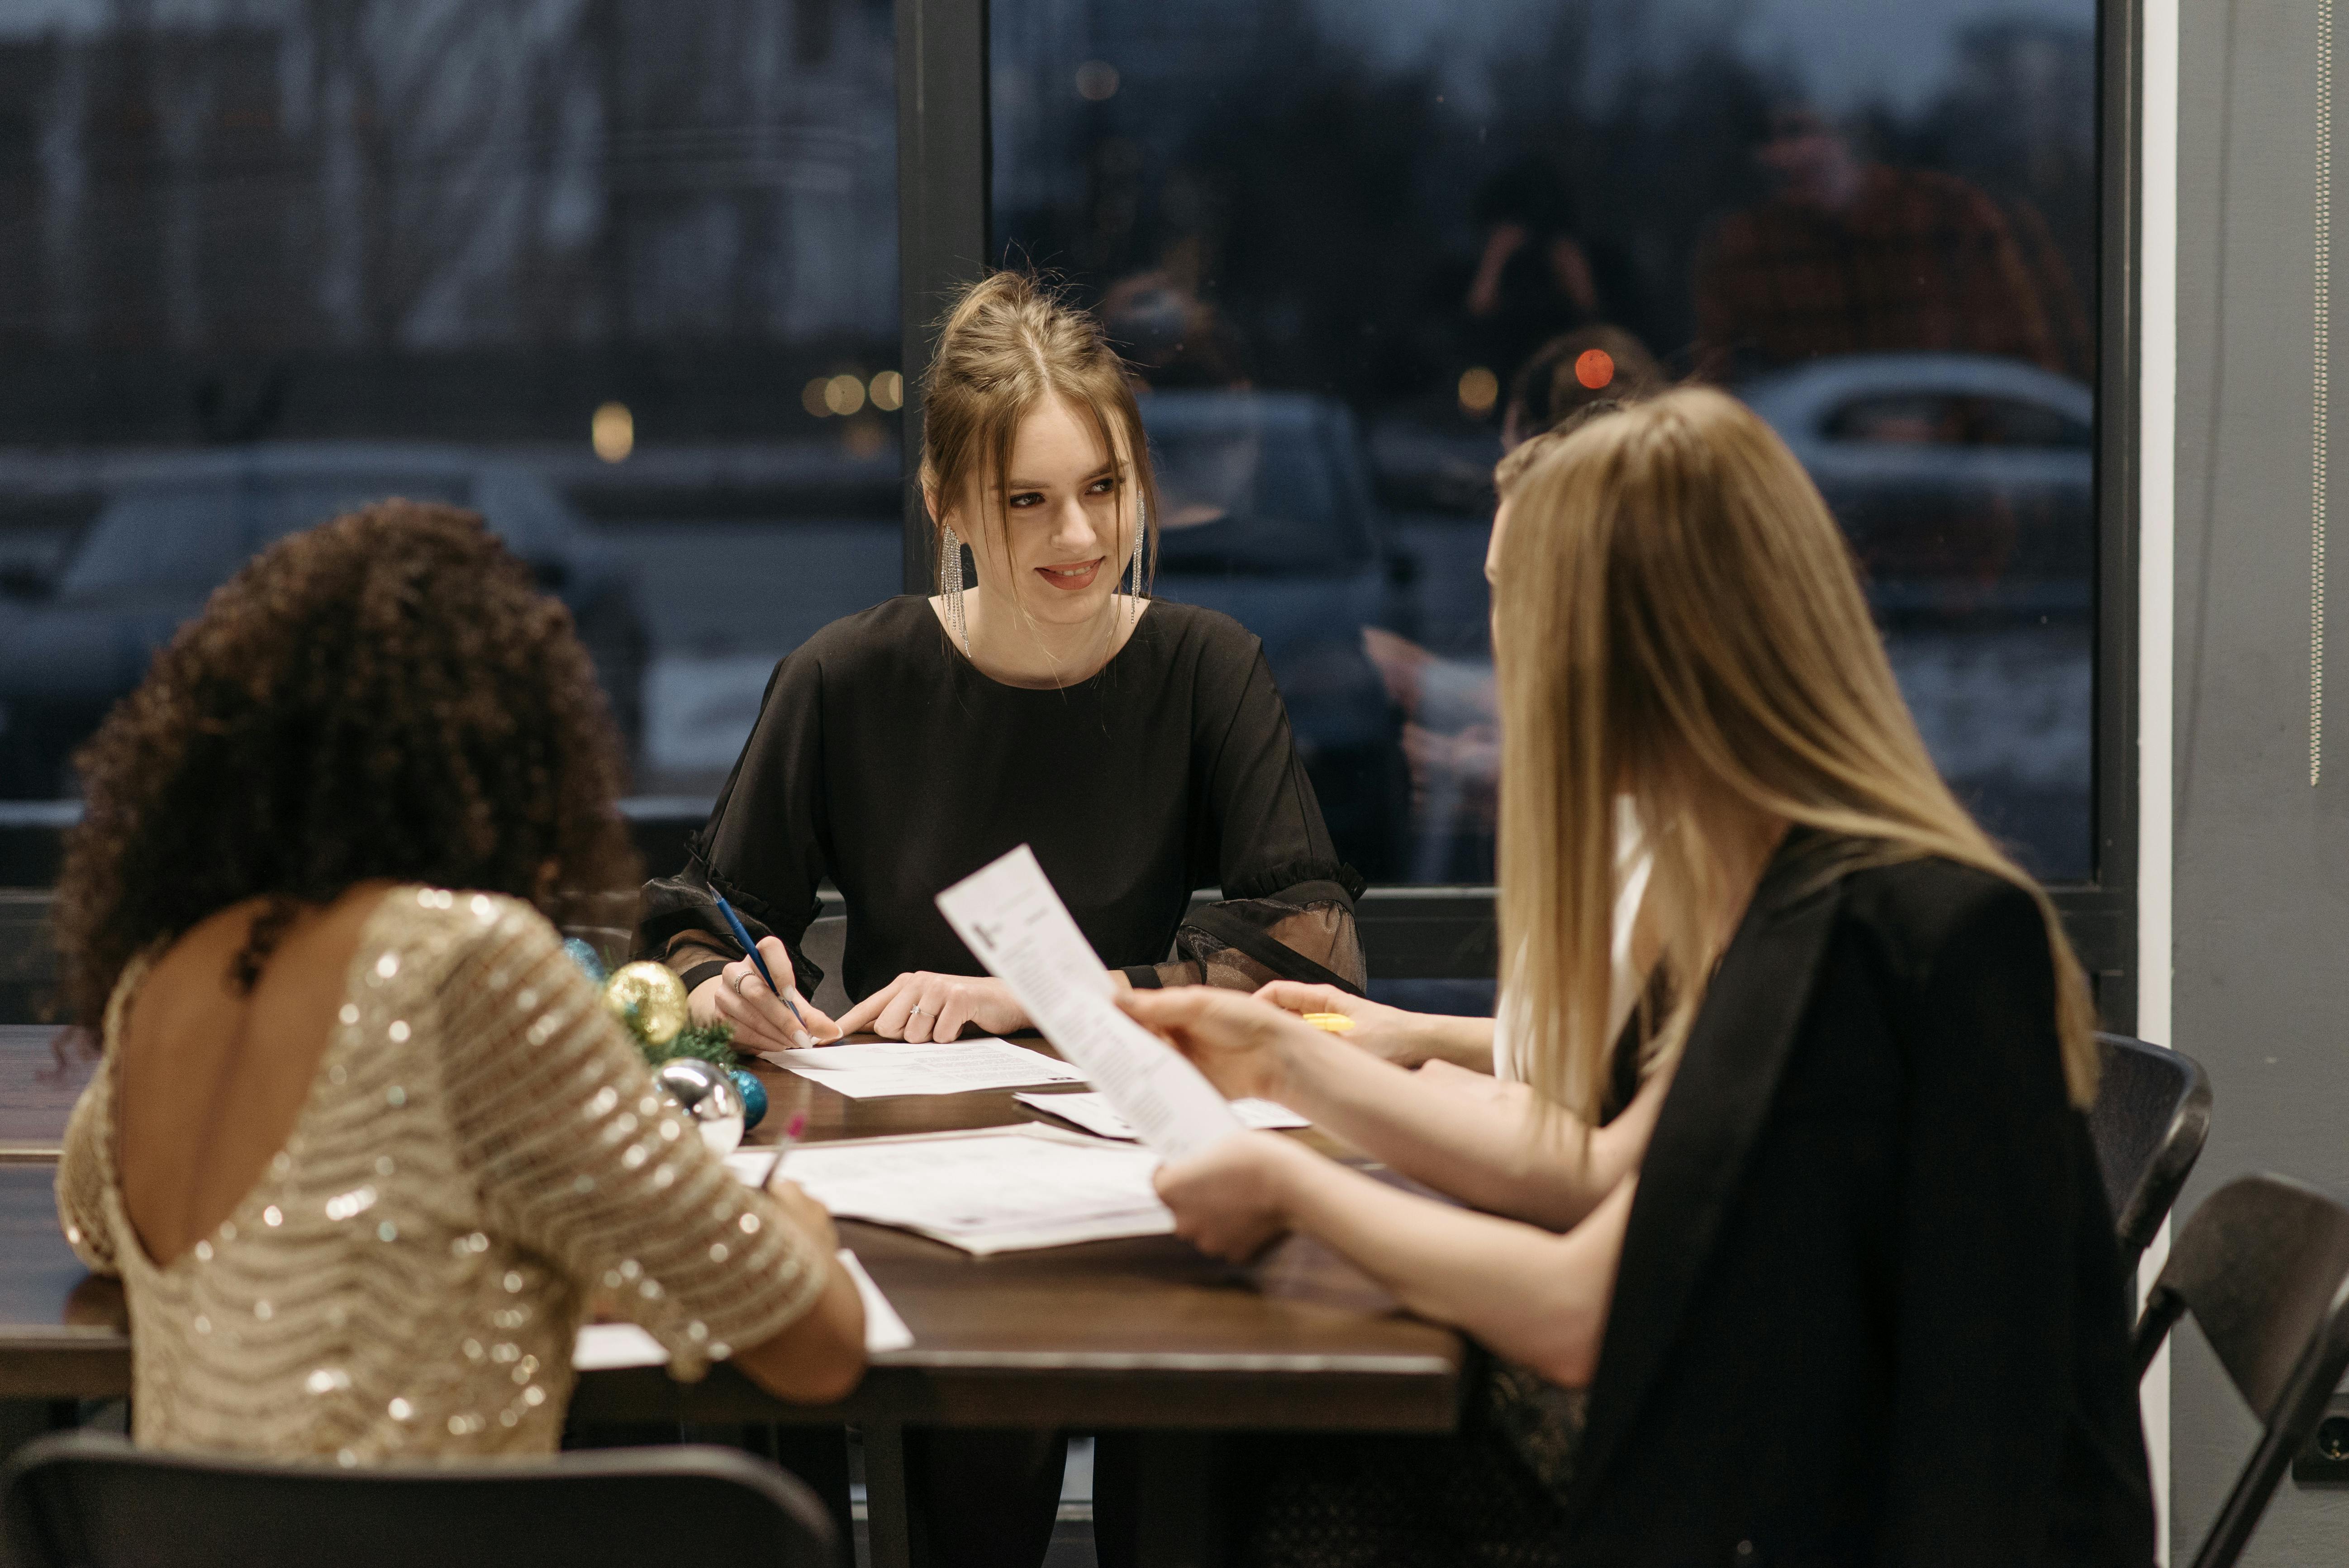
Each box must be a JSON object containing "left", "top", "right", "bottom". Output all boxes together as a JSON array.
[
  {"left": 736, "top": 972, "right": 755, "bottom": 995},
  {"left": 908, "top": 1005, "right": 927, "bottom": 1018}
]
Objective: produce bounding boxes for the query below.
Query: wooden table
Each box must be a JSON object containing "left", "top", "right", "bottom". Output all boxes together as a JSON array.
[{"left": 0, "top": 1025, "right": 1463, "bottom": 1567}]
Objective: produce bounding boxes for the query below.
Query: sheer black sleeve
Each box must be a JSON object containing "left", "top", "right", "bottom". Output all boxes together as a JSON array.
[
  {"left": 1124, "top": 635, "right": 1367, "bottom": 993},
  {"left": 635, "top": 651, "right": 832, "bottom": 997}
]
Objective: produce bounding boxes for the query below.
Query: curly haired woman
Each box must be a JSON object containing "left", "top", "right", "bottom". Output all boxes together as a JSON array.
[{"left": 52, "top": 501, "right": 865, "bottom": 1464}]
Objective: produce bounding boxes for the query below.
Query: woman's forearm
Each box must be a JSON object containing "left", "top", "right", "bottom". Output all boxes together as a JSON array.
[
  {"left": 1273, "top": 1027, "right": 1653, "bottom": 1231},
  {"left": 1272, "top": 1145, "right": 1631, "bottom": 1387},
  {"left": 1408, "top": 1014, "right": 1497, "bottom": 1072}
]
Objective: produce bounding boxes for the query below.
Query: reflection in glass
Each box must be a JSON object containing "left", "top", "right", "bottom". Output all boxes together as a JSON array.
[
  {"left": 0, "top": 0, "right": 901, "bottom": 798},
  {"left": 1141, "top": 392, "right": 1406, "bottom": 867},
  {"left": 993, "top": 0, "right": 2097, "bottom": 881}
]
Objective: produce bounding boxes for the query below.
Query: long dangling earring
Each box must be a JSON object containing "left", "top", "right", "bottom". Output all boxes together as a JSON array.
[
  {"left": 1127, "top": 494, "right": 1146, "bottom": 631},
  {"left": 941, "top": 524, "right": 970, "bottom": 656}
]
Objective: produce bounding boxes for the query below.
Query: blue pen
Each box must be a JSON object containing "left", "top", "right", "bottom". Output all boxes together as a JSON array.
[{"left": 713, "top": 893, "right": 809, "bottom": 1035}]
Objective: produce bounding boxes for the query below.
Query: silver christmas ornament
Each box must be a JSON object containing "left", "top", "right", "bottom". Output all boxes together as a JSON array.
[{"left": 655, "top": 1058, "right": 745, "bottom": 1156}]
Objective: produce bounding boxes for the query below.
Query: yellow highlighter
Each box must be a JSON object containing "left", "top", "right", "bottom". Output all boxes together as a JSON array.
[{"left": 1301, "top": 1012, "right": 1356, "bottom": 1034}]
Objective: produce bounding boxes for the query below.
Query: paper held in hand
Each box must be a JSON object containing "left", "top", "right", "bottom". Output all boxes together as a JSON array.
[{"left": 936, "top": 845, "right": 1241, "bottom": 1159}]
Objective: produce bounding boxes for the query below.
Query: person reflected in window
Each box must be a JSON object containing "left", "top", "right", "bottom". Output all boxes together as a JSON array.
[
  {"left": 1099, "top": 267, "right": 1255, "bottom": 389},
  {"left": 1500, "top": 325, "right": 1664, "bottom": 451},
  {"left": 51, "top": 502, "right": 867, "bottom": 1464},
  {"left": 637, "top": 269, "right": 1365, "bottom": 1568},
  {"left": 1693, "top": 105, "right": 2061, "bottom": 381},
  {"left": 1369, "top": 366, "right": 1661, "bottom": 887},
  {"left": 1462, "top": 157, "right": 1647, "bottom": 401},
  {"left": 1124, "top": 390, "right": 2154, "bottom": 1566}
]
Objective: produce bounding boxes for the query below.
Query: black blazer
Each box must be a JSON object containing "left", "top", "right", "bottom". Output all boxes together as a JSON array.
[{"left": 1561, "top": 835, "right": 2155, "bottom": 1567}]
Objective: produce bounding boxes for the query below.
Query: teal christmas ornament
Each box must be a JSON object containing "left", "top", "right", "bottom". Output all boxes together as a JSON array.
[
  {"left": 728, "top": 1069, "right": 769, "bottom": 1131},
  {"left": 561, "top": 938, "right": 607, "bottom": 984}
]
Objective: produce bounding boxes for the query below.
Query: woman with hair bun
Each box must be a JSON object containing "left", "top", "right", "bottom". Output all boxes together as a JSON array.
[
  {"left": 643, "top": 270, "right": 1363, "bottom": 1050},
  {"left": 638, "top": 271, "right": 1365, "bottom": 1564},
  {"left": 52, "top": 501, "right": 866, "bottom": 1466}
]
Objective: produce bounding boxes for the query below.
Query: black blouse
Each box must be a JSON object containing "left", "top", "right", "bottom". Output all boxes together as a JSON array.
[{"left": 638, "top": 595, "right": 1365, "bottom": 1004}]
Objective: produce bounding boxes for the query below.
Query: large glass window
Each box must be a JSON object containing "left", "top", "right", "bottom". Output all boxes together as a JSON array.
[
  {"left": 0, "top": 0, "right": 899, "bottom": 800},
  {"left": 990, "top": 0, "right": 2099, "bottom": 883}
]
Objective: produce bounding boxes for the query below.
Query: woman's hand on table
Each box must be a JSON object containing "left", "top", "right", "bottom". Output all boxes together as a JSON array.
[
  {"left": 689, "top": 937, "right": 842, "bottom": 1052},
  {"left": 1116, "top": 985, "right": 1317, "bottom": 1103},
  {"left": 834, "top": 972, "right": 1028, "bottom": 1043},
  {"left": 1153, "top": 1130, "right": 1311, "bottom": 1262},
  {"left": 1254, "top": 981, "right": 1493, "bottom": 1073}
]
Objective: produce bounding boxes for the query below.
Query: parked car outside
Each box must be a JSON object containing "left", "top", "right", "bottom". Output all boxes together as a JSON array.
[
  {"left": 1740, "top": 351, "right": 2097, "bottom": 879},
  {"left": 1737, "top": 351, "right": 2094, "bottom": 616},
  {"left": 0, "top": 443, "right": 647, "bottom": 798}
]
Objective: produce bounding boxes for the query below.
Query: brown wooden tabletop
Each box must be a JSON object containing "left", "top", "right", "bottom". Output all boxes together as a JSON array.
[{"left": 0, "top": 1039, "right": 1465, "bottom": 1435}]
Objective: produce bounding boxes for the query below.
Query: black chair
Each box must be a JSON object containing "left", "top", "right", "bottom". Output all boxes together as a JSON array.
[
  {"left": 0, "top": 1433, "right": 838, "bottom": 1568},
  {"left": 2089, "top": 1032, "right": 2213, "bottom": 1269},
  {"left": 2132, "top": 1173, "right": 2349, "bottom": 1568}
]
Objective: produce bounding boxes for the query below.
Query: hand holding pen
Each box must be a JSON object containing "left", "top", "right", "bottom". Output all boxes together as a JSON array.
[{"left": 704, "top": 894, "right": 842, "bottom": 1052}]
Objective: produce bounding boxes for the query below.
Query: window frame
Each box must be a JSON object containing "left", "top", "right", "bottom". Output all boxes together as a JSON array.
[{"left": 894, "top": 0, "right": 2144, "bottom": 1020}]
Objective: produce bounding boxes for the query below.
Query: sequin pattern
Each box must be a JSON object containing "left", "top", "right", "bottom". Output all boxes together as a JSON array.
[{"left": 56, "top": 887, "right": 829, "bottom": 1463}]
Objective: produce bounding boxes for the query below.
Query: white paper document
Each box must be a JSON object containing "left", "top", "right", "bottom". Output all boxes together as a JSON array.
[
  {"left": 1017, "top": 1090, "right": 1308, "bottom": 1141},
  {"left": 759, "top": 1036, "right": 1085, "bottom": 1099},
  {"left": 571, "top": 1249, "right": 913, "bottom": 1369},
  {"left": 936, "top": 846, "right": 1241, "bottom": 1159},
  {"left": 731, "top": 1125, "right": 1174, "bottom": 1255},
  {"left": 838, "top": 1250, "right": 915, "bottom": 1350}
]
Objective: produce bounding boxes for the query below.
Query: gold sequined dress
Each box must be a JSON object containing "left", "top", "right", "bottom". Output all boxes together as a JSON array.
[{"left": 55, "top": 887, "right": 831, "bottom": 1463}]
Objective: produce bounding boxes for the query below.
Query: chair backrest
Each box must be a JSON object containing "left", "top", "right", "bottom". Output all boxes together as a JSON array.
[
  {"left": 2132, "top": 1173, "right": 2349, "bottom": 1568},
  {"left": 0, "top": 1434, "right": 838, "bottom": 1568},
  {"left": 2087, "top": 1032, "right": 2213, "bottom": 1268},
  {"left": 801, "top": 914, "right": 850, "bottom": 1017}
]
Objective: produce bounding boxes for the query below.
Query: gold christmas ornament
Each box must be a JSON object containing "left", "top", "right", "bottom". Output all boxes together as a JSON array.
[{"left": 604, "top": 961, "right": 689, "bottom": 1047}]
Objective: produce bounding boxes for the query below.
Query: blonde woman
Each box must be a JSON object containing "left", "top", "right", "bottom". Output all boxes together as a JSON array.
[
  {"left": 1121, "top": 390, "right": 2154, "bottom": 1566},
  {"left": 638, "top": 270, "right": 1364, "bottom": 1567}
]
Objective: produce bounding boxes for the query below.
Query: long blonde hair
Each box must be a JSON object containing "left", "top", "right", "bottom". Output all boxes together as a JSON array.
[
  {"left": 1492, "top": 387, "right": 2098, "bottom": 1118},
  {"left": 919, "top": 271, "right": 1158, "bottom": 599}
]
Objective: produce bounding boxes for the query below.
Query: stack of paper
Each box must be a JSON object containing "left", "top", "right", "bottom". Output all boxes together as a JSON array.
[
  {"left": 731, "top": 1125, "right": 1173, "bottom": 1255},
  {"left": 1017, "top": 1090, "right": 1308, "bottom": 1141},
  {"left": 761, "top": 1036, "right": 1086, "bottom": 1099}
]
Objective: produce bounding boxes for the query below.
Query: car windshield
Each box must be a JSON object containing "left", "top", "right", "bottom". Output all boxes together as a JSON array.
[
  {"left": 1141, "top": 399, "right": 1367, "bottom": 573},
  {"left": 60, "top": 474, "right": 472, "bottom": 597}
]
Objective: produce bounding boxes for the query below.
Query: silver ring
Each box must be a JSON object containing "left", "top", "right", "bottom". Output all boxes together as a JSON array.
[
  {"left": 908, "top": 1005, "right": 927, "bottom": 1018},
  {"left": 736, "top": 972, "right": 755, "bottom": 995}
]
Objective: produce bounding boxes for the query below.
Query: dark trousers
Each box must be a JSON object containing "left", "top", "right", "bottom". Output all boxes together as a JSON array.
[{"left": 900, "top": 1427, "right": 1137, "bottom": 1568}]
